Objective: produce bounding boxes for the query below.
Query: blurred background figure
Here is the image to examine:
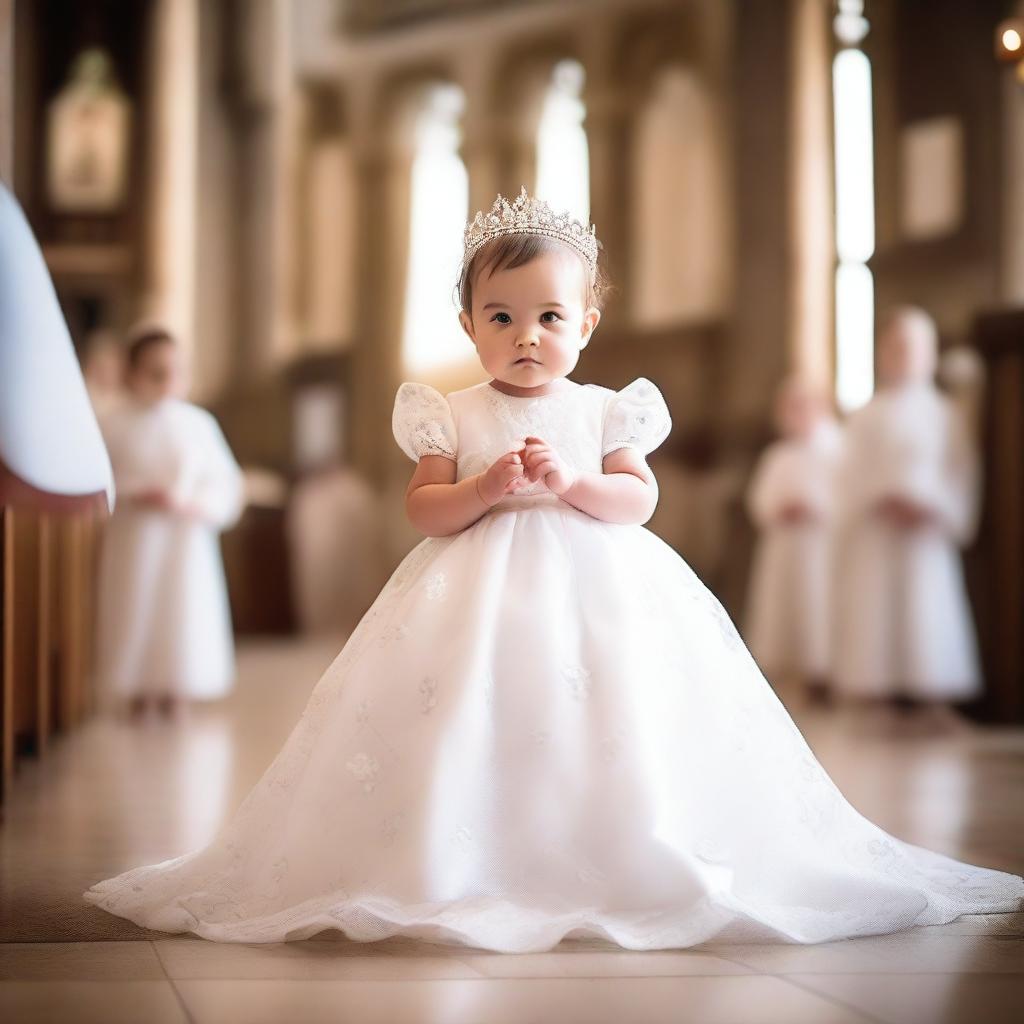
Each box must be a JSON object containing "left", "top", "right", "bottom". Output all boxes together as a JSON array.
[
  {"left": 744, "top": 376, "right": 842, "bottom": 704},
  {"left": 287, "top": 467, "right": 383, "bottom": 636},
  {"left": 95, "top": 326, "right": 245, "bottom": 720},
  {"left": 832, "top": 307, "right": 982, "bottom": 732},
  {"left": 80, "top": 327, "right": 126, "bottom": 421}
]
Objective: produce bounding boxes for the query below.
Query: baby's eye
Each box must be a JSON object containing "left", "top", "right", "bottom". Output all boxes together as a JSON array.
[
  {"left": 540, "top": 311, "right": 563, "bottom": 323},
  {"left": 490, "top": 312, "right": 512, "bottom": 324}
]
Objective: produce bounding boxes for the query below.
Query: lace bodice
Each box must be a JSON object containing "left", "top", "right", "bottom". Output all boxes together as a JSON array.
[{"left": 392, "top": 378, "right": 672, "bottom": 510}]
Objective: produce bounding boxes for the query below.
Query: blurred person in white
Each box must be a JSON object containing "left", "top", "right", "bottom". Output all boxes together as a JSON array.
[
  {"left": 80, "top": 327, "right": 126, "bottom": 421},
  {"left": 745, "top": 377, "right": 843, "bottom": 704},
  {"left": 832, "top": 307, "right": 981, "bottom": 730},
  {"left": 85, "top": 192, "right": 1022, "bottom": 953},
  {"left": 95, "top": 326, "right": 245, "bottom": 719}
]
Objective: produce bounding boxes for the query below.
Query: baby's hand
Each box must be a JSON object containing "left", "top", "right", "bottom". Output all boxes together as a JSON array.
[
  {"left": 778, "top": 502, "right": 815, "bottom": 525},
  {"left": 521, "top": 435, "right": 577, "bottom": 496},
  {"left": 476, "top": 450, "right": 529, "bottom": 506},
  {"left": 877, "top": 495, "right": 933, "bottom": 529},
  {"left": 133, "top": 488, "right": 175, "bottom": 511}
]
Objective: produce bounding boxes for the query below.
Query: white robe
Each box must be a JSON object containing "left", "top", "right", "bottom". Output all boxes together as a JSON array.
[
  {"left": 96, "top": 398, "right": 244, "bottom": 702},
  {"left": 832, "top": 383, "right": 981, "bottom": 700},
  {"left": 744, "top": 423, "right": 842, "bottom": 680}
]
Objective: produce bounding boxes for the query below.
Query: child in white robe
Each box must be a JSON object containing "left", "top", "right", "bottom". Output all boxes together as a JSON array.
[
  {"left": 95, "top": 327, "right": 245, "bottom": 717},
  {"left": 832, "top": 307, "right": 981, "bottom": 714},
  {"left": 745, "top": 377, "right": 842, "bottom": 701}
]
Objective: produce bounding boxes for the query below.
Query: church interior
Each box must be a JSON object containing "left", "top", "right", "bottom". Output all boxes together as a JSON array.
[{"left": 1, "top": 1, "right": 1023, "bottom": 1021}]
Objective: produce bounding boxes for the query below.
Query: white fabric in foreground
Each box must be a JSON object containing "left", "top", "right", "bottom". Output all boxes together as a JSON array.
[
  {"left": 85, "top": 380, "right": 1023, "bottom": 951},
  {"left": 0, "top": 184, "right": 113, "bottom": 505}
]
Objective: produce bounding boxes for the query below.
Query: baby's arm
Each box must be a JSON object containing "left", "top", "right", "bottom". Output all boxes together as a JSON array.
[
  {"left": 562, "top": 449, "right": 659, "bottom": 525},
  {"left": 405, "top": 451, "right": 526, "bottom": 537},
  {"left": 522, "top": 438, "right": 657, "bottom": 525}
]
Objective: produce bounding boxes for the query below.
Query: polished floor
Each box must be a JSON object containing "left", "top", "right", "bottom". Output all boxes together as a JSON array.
[{"left": 2, "top": 636, "right": 1022, "bottom": 1023}]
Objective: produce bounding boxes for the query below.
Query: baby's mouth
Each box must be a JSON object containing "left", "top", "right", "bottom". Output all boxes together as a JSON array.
[{"left": 514, "top": 357, "right": 541, "bottom": 365}]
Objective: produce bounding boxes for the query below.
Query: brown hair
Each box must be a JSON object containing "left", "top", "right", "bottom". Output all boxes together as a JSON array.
[
  {"left": 456, "top": 233, "right": 611, "bottom": 316},
  {"left": 125, "top": 326, "right": 176, "bottom": 371}
]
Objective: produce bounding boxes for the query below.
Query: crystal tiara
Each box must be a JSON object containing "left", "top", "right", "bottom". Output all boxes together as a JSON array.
[{"left": 463, "top": 187, "right": 599, "bottom": 272}]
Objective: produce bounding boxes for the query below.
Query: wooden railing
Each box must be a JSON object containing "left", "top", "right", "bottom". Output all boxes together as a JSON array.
[
  {"left": 0, "top": 464, "right": 106, "bottom": 809},
  {"left": 970, "top": 310, "right": 1024, "bottom": 723}
]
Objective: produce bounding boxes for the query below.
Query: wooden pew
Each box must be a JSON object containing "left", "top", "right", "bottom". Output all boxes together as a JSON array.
[{"left": 0, "top": 462, "right": 106, "bottom": 806}]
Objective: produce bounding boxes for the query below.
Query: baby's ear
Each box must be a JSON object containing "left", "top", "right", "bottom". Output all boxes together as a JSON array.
[
  {"left": 459, "top": 310, "right": 477, "bottom": 344},
  {"left": 580, "top": 306, "right": 601, "bottom": 348}
]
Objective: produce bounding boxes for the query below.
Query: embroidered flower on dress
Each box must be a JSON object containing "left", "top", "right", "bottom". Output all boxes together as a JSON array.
[
  {"left": 419, "top": 676, "right": 438, "bottom": 713},
  {"left": 381, "top": 813, "right": 406, "bottom": 847},
  {"left": 563, "top": 664, "right": 593, "bottom": 700},
  {"left": 377, "top": 623, "right": 411, "bottom": 647},
  {"left": 346, "top": 752, "right": 380, "bottom": 792},
  {"left": 424, "top": 571, "right": 448, "bottom": 601}
]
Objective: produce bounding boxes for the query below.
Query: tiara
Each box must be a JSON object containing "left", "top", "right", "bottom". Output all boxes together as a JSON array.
[{"left": 463, "top": 187, "right": 599, "bottom": 271}]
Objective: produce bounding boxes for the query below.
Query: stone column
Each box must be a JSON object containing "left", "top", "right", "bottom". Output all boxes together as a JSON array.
[
  {"left": 347, "top": 80, "right": 414, "bottom": 489},
  {"left": 788, "top": 0, "right": 834, "bottom": 390},
  {"left": 0, "top": 0, "right": 12, "bottom": 185},
  {"left": 727, "top": 0, "right": 791, "bottom": 429},
  {"left": 582, "top": 20, "right": 630, "bottom": 330},
  {"left": 139, "top": 0, "right": 199, "bottom": 351},
  {"left": 230, "top": 0, "right": 297, "bottom": 381},
  {"left": 458, "top": 54, "right": 502, "bottom": 214},
  {"left": 1001, "top": 2, "right": 1024, "bottom": 303}
]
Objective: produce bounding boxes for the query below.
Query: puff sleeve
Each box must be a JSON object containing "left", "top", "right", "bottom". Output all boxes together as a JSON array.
[
  {"left": 601, "top": 377, "right": 672, "bottom": 458},
  {"left": 392, "top": 382, "right": 458, "bottom": 462}
]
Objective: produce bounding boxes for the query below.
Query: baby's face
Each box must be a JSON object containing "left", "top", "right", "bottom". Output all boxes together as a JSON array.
[
  {"left": 459, "top": 250, "right": 600, "bottom": 390},
  {"left": 127, "top": 341, "right": 186, "bottom": 403}
]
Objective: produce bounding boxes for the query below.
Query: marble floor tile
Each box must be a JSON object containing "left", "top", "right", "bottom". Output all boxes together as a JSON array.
[
  {"left": 176, "top": 974, "right": 873, "bottom": 1024},
  {"left": 707, "top": 930, "right": 1024, "bottom": 975},
  {"left": 155, "top": 938, "right": 486, "bottom": 980},
  {"left": 0, "top": 980, "right": 188, "bottom": 1024},
  {"left": 790, "top": 971, "right": 1024, "bottom": 1024},
  {"left": 459, "top": 948, "right": 753, "bottom": 978},
  {"left": 0, "top": 941, "right": 165, "bottom": 980}
]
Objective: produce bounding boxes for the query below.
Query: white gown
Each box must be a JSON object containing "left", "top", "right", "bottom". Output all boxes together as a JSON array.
[
  {"left": 832, "top": 382, "right": 982, "bottom": 700},
  {"left": 744, "top": 422, "right": 842, "bottom": 680},
  {"left": 84, "top": 378, "right": 1023, "bottom": 952},
  {"left": 96, "top": 397, "right": 244, "bottom": 702}
]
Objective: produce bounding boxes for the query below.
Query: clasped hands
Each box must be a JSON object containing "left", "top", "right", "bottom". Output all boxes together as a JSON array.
[
  {"left": 475, "top": 435, "right": 576, "bottom": 507},
  {"left": 877, "top": 495, "right": 934, "bottom": 529},
  {"left": 132, "top": 489, "right": 204, "bottom": 519}
]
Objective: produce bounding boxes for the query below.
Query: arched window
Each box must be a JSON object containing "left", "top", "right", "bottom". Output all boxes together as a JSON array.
[
  {"left": 402, "top": 84, "right": 470, "bottom": 374},
  {"left": 535, "top": 59, "right": 589, "bottom": 221},
  {"left": 631, "top": 66, "right": 727, "bottom": 327},
  {"left": 832, "top": 4, "right": 875, "bottom": 411}
]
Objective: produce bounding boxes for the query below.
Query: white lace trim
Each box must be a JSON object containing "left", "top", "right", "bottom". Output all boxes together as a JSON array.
[
  {"left": 601, "top": 377, "right": 672, "bottom": 457},
  {"left": 392, "top": 382, "right": 458, "bottom": 462}
]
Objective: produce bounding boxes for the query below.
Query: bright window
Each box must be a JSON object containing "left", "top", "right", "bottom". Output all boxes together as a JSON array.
[
  {"left": 535, "top": 60, "right": 590, "bottom": 222},
  {"left": 832, "top": 46, "right": 876, "bottom": 411},
  {"left": 402, "top": 85, "right": 470, "bottom": 373}
]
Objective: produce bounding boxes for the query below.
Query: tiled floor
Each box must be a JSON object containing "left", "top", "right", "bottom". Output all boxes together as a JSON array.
[{"left": 2, "top": 637, "right": 1022, "bottom": 1023}]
